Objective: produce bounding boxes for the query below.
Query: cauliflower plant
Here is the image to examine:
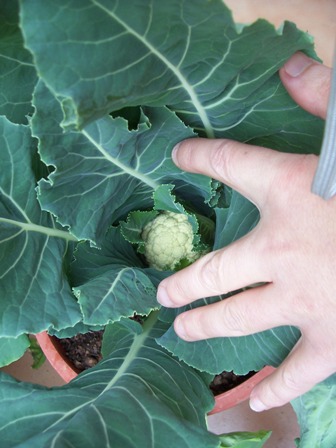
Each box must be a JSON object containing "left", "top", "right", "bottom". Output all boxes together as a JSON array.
[{"left": 141, "top": 211, "right": 203, "bottom": 271}]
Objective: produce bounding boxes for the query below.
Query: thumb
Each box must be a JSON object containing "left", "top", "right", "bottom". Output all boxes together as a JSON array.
[
  {"left": 249, "top": 338, "right": 335, "bottom": 411},
  {"left": 279, "top": 52, "right": 331, "bottom": 119}
]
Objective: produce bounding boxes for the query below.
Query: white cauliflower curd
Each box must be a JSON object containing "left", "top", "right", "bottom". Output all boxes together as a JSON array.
[{"left": 141, "top": 211, "right": 201, "bottom": 271}]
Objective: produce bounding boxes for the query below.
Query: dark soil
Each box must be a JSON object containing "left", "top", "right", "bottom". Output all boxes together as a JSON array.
[
  {"left": 57, "top": 330, "right": 104, "bottom": 371},
  {"left": 55, "top": 330, "right": 255, "bottom": 395},
  {"left": 209, "top": 370, "right": 256, "bottom": 395}
]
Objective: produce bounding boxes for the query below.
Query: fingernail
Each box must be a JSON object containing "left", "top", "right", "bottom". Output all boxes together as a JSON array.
[
  {"left": 283, "top": 52, "right": 314, "bottom": 77},
  {"left": 171, "top": 143, "right": 180, "bottom": 165},
  {"left": 174, "top": 316, "right": 188, "bottom": 340},
  {"left": 157, "top": 285, "right": 174, "bottom": 307},
  {"left": 249, "top": 396, "right": 267, "bottom": 413}
]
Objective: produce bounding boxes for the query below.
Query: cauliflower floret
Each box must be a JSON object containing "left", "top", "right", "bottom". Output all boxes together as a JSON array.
[{"left": 142, "top": 211, "right": 200, "bottom": 271}]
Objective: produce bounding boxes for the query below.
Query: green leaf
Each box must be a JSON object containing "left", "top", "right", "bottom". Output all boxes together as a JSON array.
[
  {"left": 153, "top": 184, "right": 194, "bottom": 215},
  {"left": 101, "top": 318, "right": 143, "bottom": 358},
  {"left": 152, "top": 184, "right": 203, "bottom": 245},
  {"left": 0, "top": 316, "right": 220, "bottom": 448},
  {"left": 0, "top": 116, "right": 82, "bottom": 337},
  {"left": 158, "top": 322, "right": 300, "bottom": 375},
  {"left": 0, "top": 335, "right": 30, "bottom": 368},
  {"left": 219, "top": 431, "right": 271, "bottom": 447},
  {"left": 291, "top": 375, "right": 336, "bottom": 448},
  {"left": 19, "top": 0, "right": 231, "bottom": 131},
  {"left": 194, "top": 212, "right": 216, "bottom": 247},
  {"left": 28, "top": 335, "right": 46, "bottom": 369},
  {"left": 20, "top": 0, "right": 322, "bottom": 147},
  {"left": 120, "top": 209, "right": 159, "bottom": 251},
  {"left": 71, "top": 227, "right": 166, "bottom": 326},
  {"left": 0, "top": 0, "right": 37, "bottom": 124},
  {"left": 32, "top": 81, "right": 210, "bottom": 245},
  {"left": 213, "top": 190, "right": 259, "bottom": 250}
]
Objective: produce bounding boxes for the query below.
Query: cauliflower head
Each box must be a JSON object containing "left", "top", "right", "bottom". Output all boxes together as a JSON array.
[{"left": 142, "top": 211, "right": 201, "bottom": 271}]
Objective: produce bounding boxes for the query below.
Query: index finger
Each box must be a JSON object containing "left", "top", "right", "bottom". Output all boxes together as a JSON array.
[{"left": 172, "top": 138, "right": 289, "bottom": 207}]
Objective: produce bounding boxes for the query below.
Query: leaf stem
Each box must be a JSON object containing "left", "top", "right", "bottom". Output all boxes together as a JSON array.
[{"left": 0, "top": 217, "right": 78, "bottom": 242}]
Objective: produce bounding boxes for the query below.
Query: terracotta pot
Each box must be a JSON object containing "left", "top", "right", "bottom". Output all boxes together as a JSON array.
[
  {"left": 36, "top": 332, "right": 79, "bottom": 382},
  {"left": 208, "top": 365, "right": 275, "bottom": 414},
  {"left": 36, "top": 332, "right": 274, "bottom": 413}
]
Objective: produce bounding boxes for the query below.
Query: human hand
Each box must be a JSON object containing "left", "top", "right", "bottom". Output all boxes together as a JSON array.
[{"left": 157, "top": 52, "right": 334, "bottom": 411}]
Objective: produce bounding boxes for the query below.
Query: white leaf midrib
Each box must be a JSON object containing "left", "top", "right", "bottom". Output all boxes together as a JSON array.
[
  {"left": 91, "top": 0, "right": 214, "bottom": 137},
  {"left": 82, "top": 129, "right": 159, "bottom": 190},
  {"left": 1, "top": 184, "right": 77, "bottom": 241},
  {"left": 0, "top": 217, "right": 77, "bottom": 242},
  {"left": 35, "top": 313, "right": 160, "bottom": 437}
]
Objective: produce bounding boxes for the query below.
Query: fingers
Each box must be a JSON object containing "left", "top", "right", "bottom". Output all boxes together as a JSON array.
[
  {"left": 172, "top": 138, "right": 288, "bottom": 207},
  {"left": 279, "top": 52, "right": 331, "bottom": 119},
  {"left": 172, "top": 284, "right": 289, "bottom": 341},
  {"left": 157, "top": 232, "right": 272, "bottom": 308},
  {"left": 249, "top": 337, "right": 336, "bottom": 411}
]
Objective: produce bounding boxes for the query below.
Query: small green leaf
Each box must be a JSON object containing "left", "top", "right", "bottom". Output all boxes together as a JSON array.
[
  {"left": 28, "top": 336, "right": 45, "bottom": 369},
  {"left": 219, "top": 430, "right": 271, "bottom": 447},
  {"left": 120, "top": 210, "right": 159, "bottom": 251}
]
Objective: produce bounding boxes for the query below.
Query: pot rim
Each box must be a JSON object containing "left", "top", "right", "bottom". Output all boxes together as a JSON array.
[
  {"left": 36, "top": 332, "right": 79, "bottom": 382},
  {"left": 208, "top": 365, "right": 275, "bottom": 414}
]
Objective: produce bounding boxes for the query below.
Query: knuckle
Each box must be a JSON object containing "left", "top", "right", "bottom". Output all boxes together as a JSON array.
[
  {"left": 199, "top": 251, "right": 226, "bottom": 295},
  {"left": 220, "top": 300, "right": 252, "bottom": 335},
  {"left": 260, "top": 379, "right": 288, "bottom": 408},
  {"left": 210, "top": 140, "right": 241, "bottom": 185},
  {"left": 260, "top": 370, "right": 299, "bottom": 408},
  {"left": 273, "top": 154, "right": 317, "bottom": 201},
  {"left": 280, "top": 367, "right": 301, "bottom": 392},
  {"left": 199, "top": 252, "right": 251, "bottom": 335}
]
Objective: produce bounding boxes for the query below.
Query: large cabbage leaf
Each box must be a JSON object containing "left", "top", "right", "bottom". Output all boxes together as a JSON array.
[
  {"left": 0, "top": 317, "right": 220, "bottom": 448},
  {"left": 20, "top": 0, "right": 322, "bottom": 150},
  {"left": 158, "top": 313, "right": 301, "bottom": 375},
  {"left": 71, "top": 226, "right": 166, "bottom": 326},
  {"left": 32, "top": 80, "right": 212, "bottom": 245},
  {"left": 291, "top": 375, "right": 336, "bottom": 448},
  {"left": 0, "top": 116, "right": 82, "bottom": 343}
]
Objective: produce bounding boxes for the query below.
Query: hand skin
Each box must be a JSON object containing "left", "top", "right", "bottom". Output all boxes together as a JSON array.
[{"left": 157, "top": 52, "right": 335, "bottom": 412}]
